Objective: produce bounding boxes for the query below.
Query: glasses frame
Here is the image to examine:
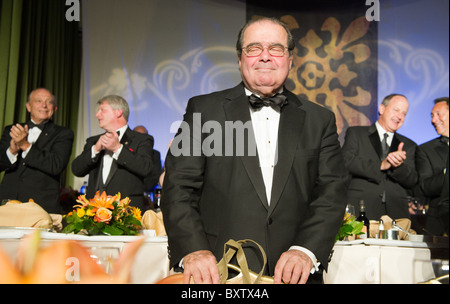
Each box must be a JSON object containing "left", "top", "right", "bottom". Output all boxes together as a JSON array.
[{"left": 242, "top": 43, "right": 289, "bottom": 57}]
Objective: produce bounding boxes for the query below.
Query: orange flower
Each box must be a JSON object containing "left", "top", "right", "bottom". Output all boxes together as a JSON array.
[
  {"left": 94, "top": 207, "right": 113, "bottom": 223},
  {"left": 89, "top": 191, "right": 116, "bottom": 212},
  {"left": 0, "top": 230, "right": 145, "bottom": 284},
  {"left": 75, "top": 194, "right": 90, "bottom": 208}
]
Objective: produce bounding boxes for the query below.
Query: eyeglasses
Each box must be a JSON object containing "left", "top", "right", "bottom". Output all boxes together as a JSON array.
[{"left": 242, "top": 43, "right": 289, "bottom": 57}]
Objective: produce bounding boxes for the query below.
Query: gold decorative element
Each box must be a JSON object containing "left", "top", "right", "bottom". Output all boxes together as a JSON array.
[{"left": 282, "top": 15, "right": 374, "bottom": 134}]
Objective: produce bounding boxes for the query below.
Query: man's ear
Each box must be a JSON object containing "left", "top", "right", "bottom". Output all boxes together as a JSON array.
[
  {"left": 115, "top": 109, "right": 123, "bottom": 118},
  {"left": 379, "top": 104, "right": 385, "bottom": 116}
]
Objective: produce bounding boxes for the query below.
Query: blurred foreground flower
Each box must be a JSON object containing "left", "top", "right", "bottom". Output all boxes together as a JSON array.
[{"left": 0, "top": 231, "right": 144, "bottom": 284}]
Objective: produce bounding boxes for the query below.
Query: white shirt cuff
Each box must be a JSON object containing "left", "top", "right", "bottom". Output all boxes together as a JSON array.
[
  {"left": 289, "top": 246, "right": 320, "bottom": 274},
  {"left": 6, "top": 148, "right": 18, "bottom": 164}
]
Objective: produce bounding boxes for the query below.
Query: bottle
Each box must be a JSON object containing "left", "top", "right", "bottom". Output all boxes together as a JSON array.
[
  {"left": 356, "top": 200, "right": 370, "bottom": 239},
  {"left": 378, "top": 219, "right": 385, "bottom": 239},
  {"left": 154, "top": 187, "right": 162, "bottom": 209},
  {"left": 80, "top": 181, "right": 88, "bottom": 195}
]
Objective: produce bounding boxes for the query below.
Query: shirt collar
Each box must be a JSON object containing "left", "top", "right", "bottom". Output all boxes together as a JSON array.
[
  {"left": 375, "top": 122, "right": 394, "bottom": 142},
  {"left": 116, "top": 125, "right": 128, "bottom": 141}
]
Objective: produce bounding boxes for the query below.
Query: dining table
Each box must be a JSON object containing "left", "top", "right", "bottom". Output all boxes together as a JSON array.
[
  {"left": 323, "top": 237, "right": 448, "bottom": 284},
  {"left": 0, "top": 228, "right": 171, "bottom": 284}
]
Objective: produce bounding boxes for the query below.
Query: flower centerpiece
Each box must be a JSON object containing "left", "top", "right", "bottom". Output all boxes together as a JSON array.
[
  {"left": 335, "top": 212, "right": 364, "bottom": 242},
  {"left": 63, "top": 191, "right": 142, "bottom": 236}
]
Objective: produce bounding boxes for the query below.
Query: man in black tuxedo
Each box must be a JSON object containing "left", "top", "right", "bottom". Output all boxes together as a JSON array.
[
  {"left": 342, "top": 94, "right": 418, "bottom": 220},
  {"left": 133, "top": 125, "right": 162, "bottom": 193},
  {"left": 0, "top": 88, "right": 74, "bottom": 213},
  {"left": 415, "top": 97, "right": 449, "bottom": 236},
  {"left": 161, "top": 18, "right": 348, "bottom": 284},
  {"left": 72, "top": 95, "right": 154, "bottom": 211}
]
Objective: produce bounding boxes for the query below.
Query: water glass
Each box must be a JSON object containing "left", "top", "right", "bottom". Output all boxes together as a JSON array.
[
  {"left": 414, "top": 259, "right": 449, "bottom": 284},
  {"left": 89, "top": 246, "right": 120, "bottom": 275}
]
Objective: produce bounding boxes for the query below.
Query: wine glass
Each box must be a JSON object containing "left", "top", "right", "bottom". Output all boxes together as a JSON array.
[
  {"left": 89, "top": 246, "right": 120, "bottom": 275},
  {"left": 345, "top": 204, "right": 356, "bottom": 217},
  {"left": 414, "top": 259, "right": 449, "bottom": 284}
]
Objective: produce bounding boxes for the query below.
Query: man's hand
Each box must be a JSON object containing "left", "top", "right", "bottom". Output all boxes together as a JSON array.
[
  {"left": 381, "top": 142, "right": 406, "bottom": 170},
  {"left": 182, "top": 250, "right": 220, "bottom": 284},
  {"left": 10, "top": 124, "right": 30, "bottom": 151},
  {"left": 8, "top": 139, "right": 20, "bottom": 155},
  {"left": 273, "top": 249, "right": 313, "bottom": 284},
  {"left": 94, "top": 131, "right": 121, "bottom": 154},
  {"left": 101, "top": 131, "right": 122, "bottom": 153}
]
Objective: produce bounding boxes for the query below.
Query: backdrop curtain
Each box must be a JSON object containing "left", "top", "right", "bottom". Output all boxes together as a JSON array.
[{"left": 0, "top": 0, "right": 81, "bottom": 187}]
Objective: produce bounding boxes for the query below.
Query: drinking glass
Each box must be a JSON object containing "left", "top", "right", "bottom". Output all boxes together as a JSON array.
[
  {"left": 89, "top": 246, "right": 121, "bottom": 275},
  {"left": 414, "top": 259, "right": 449, "bottom": 284},
  {"left": 345, "top": 204, "right": 356, "bottom": 217}
]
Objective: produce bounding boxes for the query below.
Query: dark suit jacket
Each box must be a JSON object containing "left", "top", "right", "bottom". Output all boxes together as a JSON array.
[
  {"left": 439, "top": 157, "right": 448, "bottom": 234},
  {"left": 143, "top": 149, "right": 162, "bottom": 192},
  {"left": 0, "top": 121, "right": 74, "bottom": 213},
  {"left": 161, "top": 83, "right": 348, "bottom": 274},
  {"left": 71, "top": 127, "right": 154, "bottom": 211},
  {"left": 415, "top": 136, "right": 448, "bottom": 235},
  {"left": 342, "top": 124, "right": 418, "bottom": 220}
]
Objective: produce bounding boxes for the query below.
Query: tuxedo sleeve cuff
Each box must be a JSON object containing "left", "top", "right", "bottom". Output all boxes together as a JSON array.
[
  {"left": 6, "top": 149, "right": 18, "bottom": 164},
  {"left": 21, "top": 144, "right": 32, "bottom": 159},
  {"left": 288, "top": 246, "right": 320, "bottom": 274}
]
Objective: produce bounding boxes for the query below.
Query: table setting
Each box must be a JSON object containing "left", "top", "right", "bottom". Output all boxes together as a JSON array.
[
  {"left": 0, "top": 191, "right": 170, "bottom": 284},
  {"left": 324, "top": 206, "right": 448, "bottom": 284}
]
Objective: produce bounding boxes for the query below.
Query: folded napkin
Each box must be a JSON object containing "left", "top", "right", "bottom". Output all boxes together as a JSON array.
[
  {"left": 0, "top": 200, "right": 53, "bottom": 229},
  {"left": 49, "top": 214, "right": 63, "bottom": 232},
  {"left": 369, "top": 215, "right": 416, "bottom": 240},
  {"left": 141, "top": 210, "right": 166, "bottom": 236}
]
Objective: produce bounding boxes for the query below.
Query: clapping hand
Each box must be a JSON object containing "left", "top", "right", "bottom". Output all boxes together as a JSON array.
[
  {"left": 9, "top": 124, "right": 30, "bottom": 152},
  {"left": 94, "top": 131, "right": 121, "bottom": 154}
]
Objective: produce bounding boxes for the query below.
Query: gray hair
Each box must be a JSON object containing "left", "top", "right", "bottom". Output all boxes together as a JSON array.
[
  {"left": 97, "top": 95, "right": 130, "bottom": 122},
  {"left": 381, "top": 93, "right": 407, "bottom": 107},
  {"left": 236, "top": 17, "right": 295, "bottom": 58}
]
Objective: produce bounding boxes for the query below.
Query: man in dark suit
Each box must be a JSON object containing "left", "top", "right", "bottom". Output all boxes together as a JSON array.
[
  {"left": 161, "top": 18, "right": 348, "bottom": 284},
  {"left": 133, "top": 125, "right": 162, "bottom": 192},
  {"left": 72, "top": 95, "right": 154, "bottom": 211},
  {"left": 0, "top": 88, "right": 74, "bottom": 213},
  {"left": 415, "top": 97, "right": 449, "bottom": 236},
  {"left": 342, "top": 94, "right": 418, "bottom": 220}
]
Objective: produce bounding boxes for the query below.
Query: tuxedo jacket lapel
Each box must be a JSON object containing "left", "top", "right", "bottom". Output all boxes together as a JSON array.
[
  {"left": 32, "top": 121, "right": 53, "bottom": 148},
  {"left": 391, "top": 134, "right": 401, "bottom": 153},
  {"left": 368, "top": 124, "right": 382, "bottom": 158},
  {"left": 223, "top": 84, "right": 269, "bottom": 209},
  {"left": 269, "top": 91, "right": 305, "bottom": 214},
  {"left": 103, "top": 129, "right": 133, "bottom": 187},
  {"left": 434, "top": 140, "right": 449, "bottom": 164}
]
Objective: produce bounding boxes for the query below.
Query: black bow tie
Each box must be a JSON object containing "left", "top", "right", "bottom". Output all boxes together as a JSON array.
[
  {"left": 248, "top": 93, "right": 288, "bottom": 109},
  {"left": 441, "top": 136, "right": 449, "bottom": 145},
  {"left": 27, "top": 121, "right": 46, "bottom": 130}
]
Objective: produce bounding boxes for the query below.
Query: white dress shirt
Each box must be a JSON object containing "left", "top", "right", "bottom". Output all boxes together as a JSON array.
[
  {"left": 245, "top": 88, "right": 319, "bottom": 273},
  {"left": 6, "top": 121, "right": 43, "bottom": 164},
  {"left": 375, "top": 121, "right": 394, "bottom": 146},
  {"left": 91, "top": 125, "right": 127, "bottom": 183}
]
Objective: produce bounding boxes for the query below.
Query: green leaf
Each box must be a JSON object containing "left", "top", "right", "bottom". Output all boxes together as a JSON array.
[{"left": 102, "top": 225, "right": 124, "bottom": 236}]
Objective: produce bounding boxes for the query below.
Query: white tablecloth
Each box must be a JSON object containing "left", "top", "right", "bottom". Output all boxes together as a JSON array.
[
  {"left": 324, "top": 239, "right": 432, "bottom": 284},
  {"left": 0, "top": 228, "right": 170, "bottom": 284}
]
